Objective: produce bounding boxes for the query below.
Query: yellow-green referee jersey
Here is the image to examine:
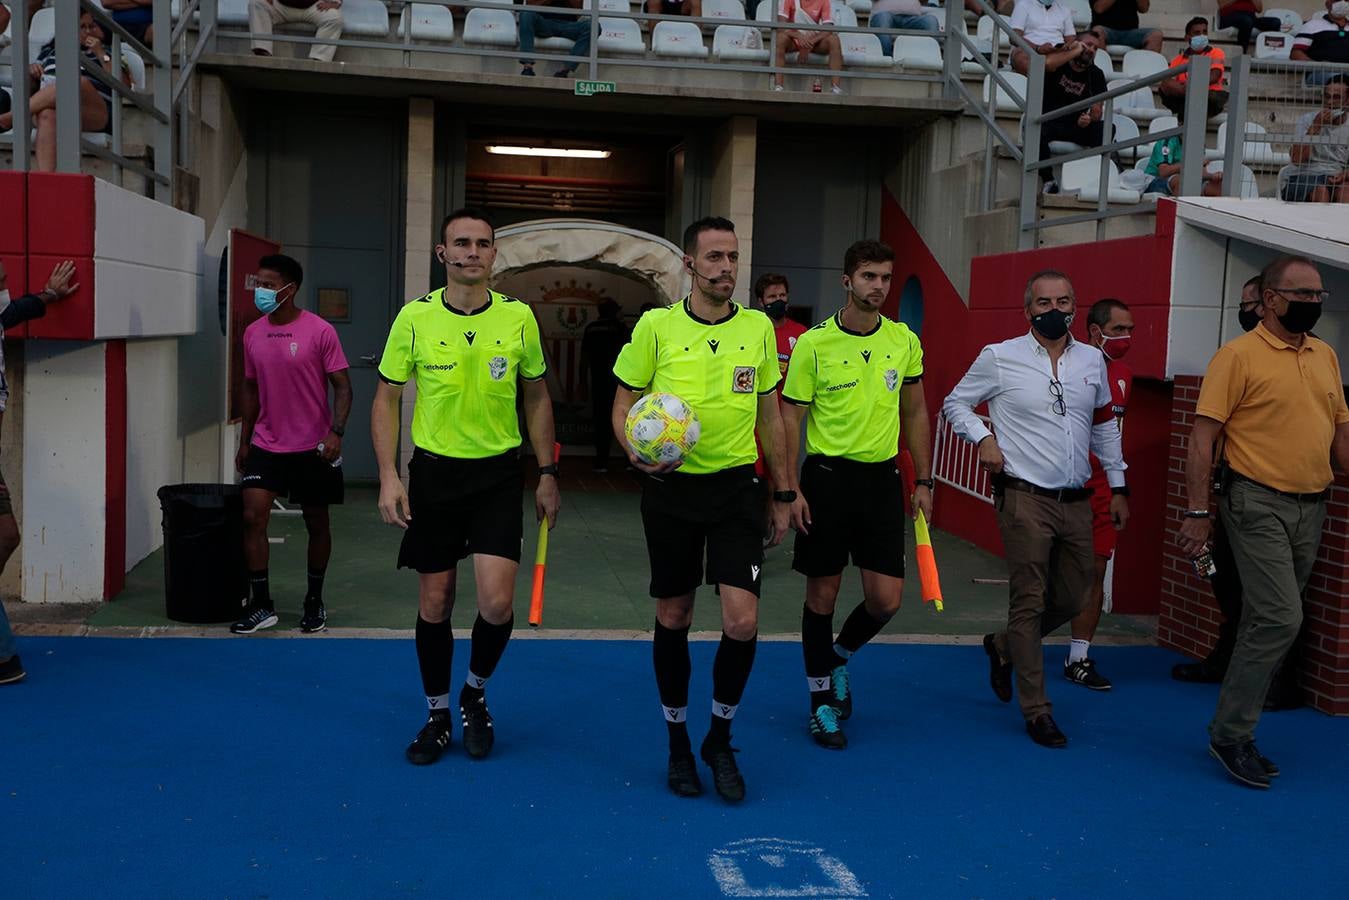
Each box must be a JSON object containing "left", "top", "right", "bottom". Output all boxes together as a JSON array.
[
  {"left": 613, "top": 298, "right": 779, "bottom": 475},
  {"left": 781, "top": 312, "right": 924, "bottom": 462},
  {"left": 378, "top": 288, "right": 547, "bottom": 459}
]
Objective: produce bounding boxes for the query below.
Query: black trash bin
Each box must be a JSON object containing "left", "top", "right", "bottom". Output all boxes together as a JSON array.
[{"left": 157, "top": 483, "right": 248, "bottom": 624}]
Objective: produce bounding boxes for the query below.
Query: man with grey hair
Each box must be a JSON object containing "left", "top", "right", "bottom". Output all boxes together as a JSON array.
[{"left": 943, "top": 270, "right": 1129, "bottom": 748}]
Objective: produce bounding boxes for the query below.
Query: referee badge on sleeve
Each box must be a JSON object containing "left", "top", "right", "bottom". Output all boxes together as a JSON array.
[
  {"left": 732, "top": 366, "right": 755, "bottom": 393},
  {"left": 884, "top": 369, "right": 899, "bottom": 391}
]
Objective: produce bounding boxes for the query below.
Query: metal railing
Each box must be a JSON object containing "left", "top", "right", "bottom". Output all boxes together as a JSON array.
[
  {"left": 1, "top": 0, "right": 173, "bottom": 199},
  {"left": 932, "top": 410, "right": 992, "bottom": 503}
]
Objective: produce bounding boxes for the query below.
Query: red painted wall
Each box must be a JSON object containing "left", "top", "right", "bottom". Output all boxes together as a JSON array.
[{"left": 879, "top": 190, "right": 1177, "bottom": 614}]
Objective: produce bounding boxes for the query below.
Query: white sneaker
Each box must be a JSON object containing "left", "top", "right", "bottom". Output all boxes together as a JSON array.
[
  {"left": 772, "top": 83, "right": 785, "bottom": 92},
  {"left": 831, "top": 85, "right": 844, "bottom": 95}
]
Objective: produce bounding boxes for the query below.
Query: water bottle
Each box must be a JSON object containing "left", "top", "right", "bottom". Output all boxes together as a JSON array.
[{"left": 316, "top": 442, "right": 343, "bottom": 468}]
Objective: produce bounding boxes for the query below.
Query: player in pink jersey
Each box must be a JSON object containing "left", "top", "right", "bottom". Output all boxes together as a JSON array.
[{"left": 232, "top": 254, "right": 352, "bottom": 635}]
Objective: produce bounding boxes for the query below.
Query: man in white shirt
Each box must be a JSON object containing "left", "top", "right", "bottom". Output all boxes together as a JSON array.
[
  {"left": 1009, "top": 0, "right": 1086, "bottom": 75},
  {"left": 943, "top": 270, "right": 1129, "bottom": 748}
]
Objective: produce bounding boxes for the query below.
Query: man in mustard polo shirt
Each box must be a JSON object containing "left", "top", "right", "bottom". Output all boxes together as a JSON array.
[
  {"left": 612, "top": 216, "right": 790, "bottom": 803},
  {"left": 1179, "top": 254, "right": 1349, "bottom": 790},
  {"left": 780, "top": 239, "right": 932, "bottom": 750},
  {"left": 372, "top": 208, "right": 561, "bottom": 767}
]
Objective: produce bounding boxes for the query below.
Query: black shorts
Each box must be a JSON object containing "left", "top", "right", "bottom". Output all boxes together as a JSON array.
[
  {"left": 241, "top": 445, "right": 344, "bottom": 506},
  {"left": 397, "top": 448, "right": 523, "bottom": 573},
  {"left": 793, "top": 456, "right": 906, "bottom": 579},
  {"left": 640, "top": 464, "right": 766, "bottom": 598}
]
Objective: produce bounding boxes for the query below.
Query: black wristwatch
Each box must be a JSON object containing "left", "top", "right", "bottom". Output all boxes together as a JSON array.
[
  {"left": 772, "top": 490, "right": 797, "bottom": 503},
  {"left": 1111, "top": 485, "right": 1130, "bottom": 497},
  {"left": 330, "top": 424, "right": 345, "bottom": 437},
  {"left": 1183, "top": 509, "right": 1211, "bottom": 519},
  {"left": 914, "top": 478, "right": 935, "bottom": 489},
  {"left": 539, "top": 464, "right": 559, "bottom": 478}
]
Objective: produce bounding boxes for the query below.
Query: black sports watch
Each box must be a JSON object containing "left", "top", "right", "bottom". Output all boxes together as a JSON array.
[
  {"left": 538, "top": 464, "right": 559, "bottom": 478},
  {"left": 329, "top": 424, "right": 345, "bottom": 437},
  {"left": 914, "top": 478, "right": 935, "bottom": 489},
  {"left": 773, "top": 490, "right": 798, "bottom": 503},
  {"left": 1111, "top": 485, "right": 1131, "bottom": 497}
]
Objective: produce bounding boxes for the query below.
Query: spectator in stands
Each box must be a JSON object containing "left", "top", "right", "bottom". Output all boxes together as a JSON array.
[
  {"left": 1036, "top": 31, "right": 1106, "bottom": 192},
  {"left": 0, "top": 258, "right": 79, "bottom": 686},
  {"left": 1216, "top": 0, "right": 1281, "bottom": 51},
  {"left": 1089, "top": 0, "right": 1162, "bottom": 52},
  {"left": 869, "top": 0, "right": 939, "bottom": 56},
  {"left": 1009, "top": 0, "right": 1083, "bottom": 76},
  {"left": 1159, "top": 17, "right": 1228, "bottom": 120},
  {"left": 248, "top": 0, "right": 344, "bottom": 64},
  {"left": 0, "top": 11, "right": 129, "bottom": 172},
  {"left": 519, "top": 0, "right": 593, "bottom": 77},
  {"left": 1141, "top": 107, "right": 1224, "bottom": 196},
  {"left": 772, "top": 0, "right": 844, "bottom": 95},
  {"left": 645, "top": 0, "right": 701, "bottom": 29},
  {"left": 1292, "top": 0, "right": 1349, "bottom": 85},
  {"left": 102, "top": 0, "right": 156, "bottom": 47},
  {"left": 0, "top": 2, "right": 10, "bottom": 38},
  {"left": 1283, "top": 75, "right": 1349, "bottom": 202}
]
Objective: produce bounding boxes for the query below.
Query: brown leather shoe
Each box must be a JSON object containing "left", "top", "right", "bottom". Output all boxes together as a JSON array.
[
  {"left": 1026, "top": 713, "right": 1067, "bottom": 748},
  {"left": 983, "top": 634, "right": 1012, "bottom": 703}
]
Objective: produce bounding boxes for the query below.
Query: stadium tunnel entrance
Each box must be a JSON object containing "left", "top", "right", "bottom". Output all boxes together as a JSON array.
[{"left": 492, "top": 220, "right": 687, "bottom": 457}]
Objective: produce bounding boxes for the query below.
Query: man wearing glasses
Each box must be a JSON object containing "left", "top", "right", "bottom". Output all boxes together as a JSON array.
[
  {"left": 1178, "top": 255, "right": 1347, "bottom": 790},
  {"left": 943, "top": 270, "right": 1128, "bottom": 748}
]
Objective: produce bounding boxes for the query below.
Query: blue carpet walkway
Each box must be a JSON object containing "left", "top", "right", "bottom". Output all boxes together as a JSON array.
[{"left": 5, "top": 638, "right": 1348, "bottom": 898}]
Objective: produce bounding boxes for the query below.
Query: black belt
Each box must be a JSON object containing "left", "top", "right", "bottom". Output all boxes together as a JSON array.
[
  {"left": 1232, "top": 472, "right": 1329, "bottom": 502},
  {"left": 1000, "top": 477, "right": 1091, "bottom": 503}
]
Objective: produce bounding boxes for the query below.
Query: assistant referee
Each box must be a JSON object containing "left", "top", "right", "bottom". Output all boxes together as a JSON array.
[
  {"left": 372, "top": 208, "right": 561, "bottom": 767},
  {"left": 780, "top": 239, "right": 932, "bottom": 750},
  {"left": 612, "top": 216, "right": 791, "bottom": 803}
]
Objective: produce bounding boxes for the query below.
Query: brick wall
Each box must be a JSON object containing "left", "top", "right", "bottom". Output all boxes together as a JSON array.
[{"left": 1158, "top": 374, "right": 1349, "bottom": 715}]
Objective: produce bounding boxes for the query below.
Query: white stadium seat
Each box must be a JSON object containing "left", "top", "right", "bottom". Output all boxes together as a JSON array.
[
  {"left": 892, "top": 34, "right": 943, "bottom": 71},
  {"left": 652, "top": 21, "right": 708, "bottom": 57},
  {"left": 1110, "top": 80, "right": 1164, "bottom": 122},
  {"left": 976, "top": 15, "right": 1009, "bottom": 54},
  {"left": 1215, "top": 121, "right": 1291, "bottom": 166},
  {"left": 1065, "top": 0, "right": 1090, "bottom": 29},
  {"left": 1121, "top": 49, "right": 1167, "bottom": 80},
  {"left": 463, "top": 7, "right": 519, "bottom": 46},
  {"left": 27, "top": 8, "right": 54, "bottom": 59},
  {"left": 1206, "top": 160, "right": 1261, "bottom": 198},
  {"left": 830, "top": 2, "right": 858, "bottom": 27},
  {"left": 703, "top": 0, "right": 746, "bottom": 20},
  {"left": 754, "top": 1, "right": 775, "bottom": 22},
  {"left": 1111, "top": 112, "right": 1141, "bottom": 160},
  {"left": 597, "top": 0, "right": 630, "bottom": 11},
  {"left": 982, "top": 70, "right": 1025, "bottom": 112},
  {"left": 848, "top": 0, "right": 873, "bottom": 15},
  {"left": 1264, "top": 8, "right": 1301, "bottom": 32},
  {"left": 1255, "top": 31, "right": 1292, "bottom": 60},
  {"left": 1061, "top": 157, "right": 1141, "bottom": 205},
  {"left": 342, "top": 0, "right": 391, "bottom": 37},
  {"left": 398, "top": 4, "right": 456, "bottom": 42},
  {"left": 1094, "top": 48, "right": 1115, "bottom": 76},
  {"left": 171, "top": 0, "right": 250, "bottom": 25},
  {"left": 712, "top": 24, "right": 769, "bottom": 61},
  {"left": 841, "top": 31, "right": 888, "bottom": 66},
  {"left": 597, "top": 17, "right": 646, "bottom": 54}
]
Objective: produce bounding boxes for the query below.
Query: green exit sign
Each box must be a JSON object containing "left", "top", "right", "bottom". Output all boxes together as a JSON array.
[{"left": 574, "top": 80, "right": 616, "bottom": 97}]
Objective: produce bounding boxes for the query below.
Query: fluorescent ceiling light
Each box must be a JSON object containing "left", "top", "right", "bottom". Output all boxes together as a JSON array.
[{"left": 485, "top": 145, "right": 611, "bottom": 159}]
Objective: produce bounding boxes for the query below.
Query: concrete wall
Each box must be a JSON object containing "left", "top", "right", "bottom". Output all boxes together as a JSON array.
[{"left": 708, "top": 116, "right": 757, "bottom": 304}]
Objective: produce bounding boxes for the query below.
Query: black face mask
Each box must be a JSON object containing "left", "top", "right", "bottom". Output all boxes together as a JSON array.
[
  {"left": 764, "top": 300, "right": 787, "bottom": 320},
  {"left": 1031, "top": 308, "right": 1072, "bottom": 340},
  {"left": 1238, "top": 308, "right": 1261, "bottom": 332},
  {"left": 1277, "top": 300, "right": 1322, "bottom": 334}
]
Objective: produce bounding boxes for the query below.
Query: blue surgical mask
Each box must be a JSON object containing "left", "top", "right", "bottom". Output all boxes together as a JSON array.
[
  {"left": 1189, "top": 34, "right": 1209, "bottom": 52},
  {"left": 254, "top": 283, "right": 292, "bottom": 315}
]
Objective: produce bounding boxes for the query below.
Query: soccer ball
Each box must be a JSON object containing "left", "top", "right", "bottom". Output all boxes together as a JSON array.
[{"left": 624, "top": 392, "right": 701, "bottom": 465}]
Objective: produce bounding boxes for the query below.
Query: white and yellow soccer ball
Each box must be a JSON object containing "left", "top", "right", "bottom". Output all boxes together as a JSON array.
[{"left": 624, "top": 392, "right": 701, "bottom": 466}]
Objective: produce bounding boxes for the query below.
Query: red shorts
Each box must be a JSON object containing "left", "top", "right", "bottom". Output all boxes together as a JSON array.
[{"left": 1088, "top": 472, "right": 1116, "bottom": 558}]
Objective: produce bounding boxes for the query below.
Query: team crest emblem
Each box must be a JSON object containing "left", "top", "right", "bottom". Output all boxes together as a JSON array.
[
  {"left": 488, "top": 356, "right": 508, "bottom": 381},
  {"left": 884, "top": 369, "right": 899, "bottom": 391},
  {"left": 289, "top": 342, "right": 298, "bottom": 357},
  {"left": 788, "top": 336, "right": 798, "bottom": 350},
  {"left": 732, "top": 366, "right": 755, "bottom": 393}
]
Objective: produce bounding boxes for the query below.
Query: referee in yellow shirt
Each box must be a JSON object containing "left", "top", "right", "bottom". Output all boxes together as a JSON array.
[
  {"left": 372, "top": 208, "right": 561, "bottom": 767},
  {"left": 1179, "top": 254, "right": 1348, "bottom": 789},
  {"left": 780, "top": 240, "right": 932, "bottom": 749},
  {"left": 612, "top": 216, "right": 791, "bottom": 803}
]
